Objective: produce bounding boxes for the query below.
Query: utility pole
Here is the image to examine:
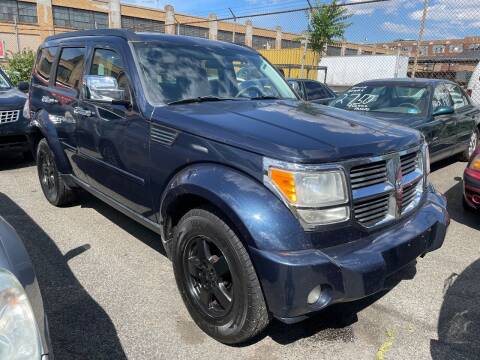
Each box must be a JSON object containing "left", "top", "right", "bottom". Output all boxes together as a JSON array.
[
  {"left": 228, "top": 8, "right": 236, "bottom": 44},
  {"left": 412, "top": 0, "right": 429, "bottom": 78},
  {"left": 301, "top": 0, "right": 314, "bottom": 78}
]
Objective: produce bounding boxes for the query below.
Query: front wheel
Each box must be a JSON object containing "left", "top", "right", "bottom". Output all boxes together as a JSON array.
[
  {"left": 172, "top": 208, "right": 270, "bottom": 344},
  {"left": 36, "top": 139, "right": 76, "bottom": 206},
  {"left": 460, "top": 128, "right": 479, "bottom": 161}
]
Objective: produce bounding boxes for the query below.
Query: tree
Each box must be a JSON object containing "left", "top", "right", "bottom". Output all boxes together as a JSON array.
[
  {"left": 4, "top": 49, "right": 35, "bottom": 86},
  {"left": 306, "top": 0, "right": 351, "bottom": 64}
]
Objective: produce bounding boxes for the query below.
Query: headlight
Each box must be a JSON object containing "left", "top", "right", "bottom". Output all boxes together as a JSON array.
[
  {"left": 264, "top": 158, "right": 349, "bottom": 227},
  {"left": 0, "top": 269, "right": 42, "bottom": 360}
]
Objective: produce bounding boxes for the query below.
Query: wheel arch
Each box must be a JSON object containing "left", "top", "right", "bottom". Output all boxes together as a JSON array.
[
  {"left": 31, "top": 110, "right": 73, "bottom": 174},
  {"left": 159, "top": 163, "right": 308, "bottom": 257}
]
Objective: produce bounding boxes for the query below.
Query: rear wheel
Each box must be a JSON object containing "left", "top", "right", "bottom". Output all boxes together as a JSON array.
[
  {"left": 460, "top": 129, "right": 479, "bottom": 161},
  {"left": 36, "top": 139, "right": 76, "bottom": 206},
  {"left": 172, "top": 208, "right": 270, "bottom": 344}
]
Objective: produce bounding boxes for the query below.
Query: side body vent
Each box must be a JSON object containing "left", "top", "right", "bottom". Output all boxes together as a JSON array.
[{"left": 150, "top": 124, "right": 179, "bottom": 146}]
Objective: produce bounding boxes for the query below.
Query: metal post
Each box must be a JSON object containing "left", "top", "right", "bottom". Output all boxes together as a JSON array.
[
  {"left": 229, "top": 8, "right": 236, "bottom": 44},
  {"left": 14, "top": 15, "right": 20, "bottom": 52},
  {"left": 301, "top": 0, "right": 314, "bottom": 78},
  {"left": 412, "top": 0, "right": 429, "bottom": 78}
]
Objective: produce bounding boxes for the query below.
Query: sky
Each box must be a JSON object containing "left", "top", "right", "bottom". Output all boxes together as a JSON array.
[{"left": 121, "top": 0, "right": 480, "bottom": 43}]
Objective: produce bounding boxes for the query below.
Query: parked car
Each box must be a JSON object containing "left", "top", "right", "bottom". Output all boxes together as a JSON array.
[
  {"left": 0, "top": 216, "right": 52, "bottom": 359},
  {"left": 330, "top": 78, "right": 479, "bottom": 164},
  {"left": 463, "top": 147, "right": 480, "bottom": 211},
  {"left": 0, "top": 68, "right": 32, "bottom": 158},
  {"left": 287, "top": 78, "right": 336, "bottom": 104},
  {"left": 29, "top": 29, "right": 449, "bottom": 344}
]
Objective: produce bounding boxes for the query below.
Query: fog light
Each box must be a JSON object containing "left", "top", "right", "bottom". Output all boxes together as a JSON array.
[{"left": 307, "top": 285, "right": 322, "bottom": 304}]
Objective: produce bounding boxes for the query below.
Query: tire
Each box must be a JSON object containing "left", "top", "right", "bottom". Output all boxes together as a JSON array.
[
  {"left": 172, "top": 208, "right": 270, "bottom": 344},
  {"left": 36, "top": 138, "right": 76, "bottom": 206},
  {"left": 459, "top": 128, "right": 479, "bottom": 161}
]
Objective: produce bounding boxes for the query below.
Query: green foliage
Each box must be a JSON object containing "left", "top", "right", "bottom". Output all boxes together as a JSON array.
[
  {"left": 4, "top": 49, "right": 35, "bottom": 85},
  {"left": 307, "top": 0, "right": 352, "bottom": 57}
]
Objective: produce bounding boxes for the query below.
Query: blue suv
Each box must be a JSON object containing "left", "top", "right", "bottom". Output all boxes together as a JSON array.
[{"left": 29, "top": 30, "right": 449, "bottom": 344}]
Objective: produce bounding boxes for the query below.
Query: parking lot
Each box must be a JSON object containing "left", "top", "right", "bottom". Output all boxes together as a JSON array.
[{"left": 0, "top": 154, "right": 478, "bottom": 360}]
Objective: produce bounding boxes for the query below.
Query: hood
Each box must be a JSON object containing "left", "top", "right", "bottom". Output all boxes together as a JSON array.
[
  {"left": 356, "top": 111, "right": 427, "bottom": 129},
  {"left": 0, "top": 87, "right": 27, "bottom": 110},
  {"left": 152, "top": 100, "right": 422, "bottom": 163}
]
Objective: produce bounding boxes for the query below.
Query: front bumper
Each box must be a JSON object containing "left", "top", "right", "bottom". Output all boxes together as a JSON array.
[
  {"left": 464, "top": 168, "right": 480, "bottom": 210},
  {"left": 249, "top": 185, "right": 449, "bottom": 322}
]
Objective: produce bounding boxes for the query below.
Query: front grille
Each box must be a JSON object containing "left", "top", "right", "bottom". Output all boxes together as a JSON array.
[
  {"left": 0, "top": 110, "right": 20, "bottom": 125},
  {"left": 401, "top": 182, "right": 418, "bottom": 213},
  {"left": 400, "top": 152, "right": 418, "bottom": 176},
  {"left": 348, "top": 148, "right": 424, "bottom": 228},
  {"left": 350, "top": 160, "right": 387, "bottom": 190},
  {"left": 353, "top": 193, "right": 390, "bottom": 227}
]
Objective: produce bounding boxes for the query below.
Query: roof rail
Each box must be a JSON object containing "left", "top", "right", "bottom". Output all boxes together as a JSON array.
[{"left": 45, "top": 29, "right": 138, "bottom": 42}]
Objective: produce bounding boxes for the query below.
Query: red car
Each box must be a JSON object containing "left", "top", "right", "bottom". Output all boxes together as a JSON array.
[{"left": 464, "top": 147, "right": 480, "bottom": 210}]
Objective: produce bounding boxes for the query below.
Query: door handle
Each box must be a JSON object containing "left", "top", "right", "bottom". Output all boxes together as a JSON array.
[
  {"left": 41, "top": 96, "right": 58, "bottom": 104},
  {"left": 73, "top": 107, "right": 92, "bottom": 117}
]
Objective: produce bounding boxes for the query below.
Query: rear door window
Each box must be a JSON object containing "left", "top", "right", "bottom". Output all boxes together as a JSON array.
[
  {"left": 55, "top": 47, "right": 86, "bottom": 90},
  {"left": 304, "top": 81, "right": 328, "bottom": 100},
  {"left": 36, "top": 47, "right": 58, "bottom": 81},
  {"left": 445, "top": 83, "right": 469, "bottom": 109}
]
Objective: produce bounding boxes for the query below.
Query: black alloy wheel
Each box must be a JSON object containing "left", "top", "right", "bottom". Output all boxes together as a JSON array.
[{"left": 183, "top": 236, "right": 233, "bottom": 318}]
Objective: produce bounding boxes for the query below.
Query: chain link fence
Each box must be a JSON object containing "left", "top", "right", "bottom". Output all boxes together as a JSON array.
[{"left": 170, "top": 0, "right": 480, "bottom": 91}]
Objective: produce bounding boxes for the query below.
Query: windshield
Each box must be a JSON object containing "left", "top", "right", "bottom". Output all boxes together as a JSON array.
[
  {"left": 133, "top": 42, "right": 296, "bottom": 105},
  {"left": 0, "top": 71, "right": 11, "bottom": 90},
  {"left": 331, "top": 84, "right": 429, "bottom": 116}
]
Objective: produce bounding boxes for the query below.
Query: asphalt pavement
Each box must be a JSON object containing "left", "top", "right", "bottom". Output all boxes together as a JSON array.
[{"left": 0, "top": 154, "right": 478, "bottom": 360}]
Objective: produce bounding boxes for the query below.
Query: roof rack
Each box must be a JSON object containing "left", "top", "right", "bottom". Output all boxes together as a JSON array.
[{"left": 45, "top": 29, "right": 139, "bottom": 42}]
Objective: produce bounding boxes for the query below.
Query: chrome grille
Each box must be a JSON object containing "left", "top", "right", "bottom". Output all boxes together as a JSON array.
[
  {"left": 350, "top": 160, "right": 387, "bottom": 189},
  {"left": 353, "top": 193, "right": 390, "bottom": 227},
  {"left": 348, "top": 147, "right": 424, "bottom": 228},
  {"left": 400, "top": 152, "right": 418, "bottom": 176},
  {"left": 0, "top": 110, "right": 20, "bottom": 125},
  {"left": 400, "top": 182, "right": 418, "bottom": 213}
]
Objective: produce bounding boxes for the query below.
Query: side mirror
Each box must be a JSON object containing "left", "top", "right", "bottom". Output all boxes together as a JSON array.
[
  {"left": 84, "top": 75, "right": 128, "bottom": 104},
  {"left": 433, "top": 106, "right": 454, "bottom": 116},
  {"left": 17, "top": 81, "right": 29, "bottom": 93}
]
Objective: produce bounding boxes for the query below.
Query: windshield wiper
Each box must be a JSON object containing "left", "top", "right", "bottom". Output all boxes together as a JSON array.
[
  {"left": 167, "top": 96, "right": 237, "bottom": 105},
  {"left": 249, "top": 96, "right": 282, "bottom": 100}
]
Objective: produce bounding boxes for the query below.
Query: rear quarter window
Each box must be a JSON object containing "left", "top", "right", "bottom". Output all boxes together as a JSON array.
[
  {"left": 55, "top": 47, "right": 86, "bottom": 90},
  {"left": 36, "top": 47, "right": 58, "bottom": 81}
]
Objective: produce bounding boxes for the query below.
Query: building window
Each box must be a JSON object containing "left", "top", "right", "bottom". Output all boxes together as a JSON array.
[
  {"left": 432, "top": 45, "right": 446, "bottom": 54},
  {"left": 281, "top": 39, "right": 301, "bottom": 49},
  {"left": 121, "top": 16, "right": 164, "bottom": 33},
  {"left": 252, "top": 35, "right": 275, "bottom": 49},
  {"left": 417, "top": 45, "right": 428, "bottom": 56},
  {"left": 53, "top": 6, "right": 108, "bottom": 30},
  {"left": 362, "top": 50, "right": 372, "bottom": 55},
  {"left": 468, "top": 44, "right": 480, "bottom": 52},
  {"left": 178, "top": 24, "right": 209, "bottom": 38},
  {"left": 345, "top": 48, "right": 358, "bottom": 56},
  {"left": 0, "top": 0, "right": 37, "bottom": 24},
  {"left": 449, "top": 44, "right": 463, "bottom": 53},
  {"left": 326, "top": 45, "right": 341, "bottom": 56},
  {"left": 233, "top": 32, "right": 245, "bottom": 45},
  {"left": 401, "top": 46, "right": 412, "bottom": 54},
  {"left": 217, "top": 30, "right": 233, "bottom": 42}
]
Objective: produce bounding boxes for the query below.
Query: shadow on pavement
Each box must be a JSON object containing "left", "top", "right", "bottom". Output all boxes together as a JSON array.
[
  {"left": 0, "top": 153, "right": 34, "bottom": 171},
  {"left": 431, "top": 259, "right": 480, "bottom": 360},
  {"left": 0, "top": 193, "right": 127, "bottom": 359},
  {"left": 442, "top": 177, "right": 479, "bottom": 231},
  {"left": 78, "top": 191, "right": 167, "bottom": 257}
]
